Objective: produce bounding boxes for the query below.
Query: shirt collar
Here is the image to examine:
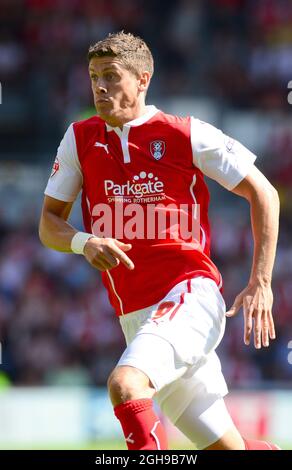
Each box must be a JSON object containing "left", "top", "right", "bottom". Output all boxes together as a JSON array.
[{"left": 106, "top": 105, "right": 159, "bottom": 132}]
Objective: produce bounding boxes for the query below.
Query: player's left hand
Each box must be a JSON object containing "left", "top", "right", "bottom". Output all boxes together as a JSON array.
[{"left": 225, "top": 280, "right": 276, "bottom": 349}]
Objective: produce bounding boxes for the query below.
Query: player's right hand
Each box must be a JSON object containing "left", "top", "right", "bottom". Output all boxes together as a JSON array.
[{"left": 83, "top": 237, "right": 134, "bottom": 271}]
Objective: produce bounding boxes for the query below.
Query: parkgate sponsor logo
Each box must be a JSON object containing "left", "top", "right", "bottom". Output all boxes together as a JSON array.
[{"left": 104, "top": 171, "right": 166, "bottom": 203}]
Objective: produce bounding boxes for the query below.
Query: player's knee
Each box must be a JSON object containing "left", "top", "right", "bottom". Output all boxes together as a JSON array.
[{"left": 107, "top": 366, "right": 154, "bottom": 406}]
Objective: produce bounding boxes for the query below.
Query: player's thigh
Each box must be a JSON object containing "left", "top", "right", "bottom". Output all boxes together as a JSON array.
[
  {"left": 174, "top": 397, "right": 240, "bottom": 450},
  {"left": 117, "top": 277, "right": 226, "bottom": 393},
  {"left": 155, "top": 351, "right": 230, "bottom": 449},
  {"left": 117, "top": 332, "right": 188, "bottom": 391},
  {"left": 130, "top": 277, "right": 226, "bottom": 368}
]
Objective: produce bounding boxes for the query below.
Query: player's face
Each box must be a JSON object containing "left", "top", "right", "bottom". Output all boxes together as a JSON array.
[{"left": 89, "top": 57, "right": 148, "bottom": 128}]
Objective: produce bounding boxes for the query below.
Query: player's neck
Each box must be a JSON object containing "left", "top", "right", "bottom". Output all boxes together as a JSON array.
[{"left": 106, "top": 102, "right": 148, "bottom": 129}]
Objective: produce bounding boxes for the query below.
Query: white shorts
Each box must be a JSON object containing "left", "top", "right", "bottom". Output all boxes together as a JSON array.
[{"left": 117, "top": 277, "right": 228, "bottom": 425}]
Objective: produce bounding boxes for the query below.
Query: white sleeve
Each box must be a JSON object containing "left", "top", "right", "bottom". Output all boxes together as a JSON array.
[
  {"left": 44, "top": 123, "right": 82, "bottom": 202},
  {"left": 191, "top": 117, "right": 257, "bottom": 190}
]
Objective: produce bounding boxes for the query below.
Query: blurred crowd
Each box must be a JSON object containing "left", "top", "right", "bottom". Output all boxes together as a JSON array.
[
  {"left": 1, "top": 0, "right": 292, "bottom": 157},
  {"left": 0, "top": 0, "right": 291, "bottom": 388}
]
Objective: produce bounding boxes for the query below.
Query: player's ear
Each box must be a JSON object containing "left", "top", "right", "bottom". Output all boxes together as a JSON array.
[{"left": 138, "top": 71, "right": 151, "bottom": 92}]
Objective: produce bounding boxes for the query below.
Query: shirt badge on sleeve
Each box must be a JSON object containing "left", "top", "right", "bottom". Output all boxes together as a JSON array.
[
  {"left": 225, "top": 136, "right": 235, "bottom": 153},
  {"left": 50, "top": 156, "right": 60, "bottom": 177}
]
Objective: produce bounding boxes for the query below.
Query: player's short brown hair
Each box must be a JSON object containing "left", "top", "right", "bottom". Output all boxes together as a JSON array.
[{"left": 88, "top": 31, "right": 154, "bottom": 78}]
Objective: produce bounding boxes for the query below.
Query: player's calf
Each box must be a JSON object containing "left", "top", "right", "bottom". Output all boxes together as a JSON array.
[
  {"left": 108, "top": 366, "right": 168, "bottom": 450},
  {"left": 114, "top": 398, "right": 168, "bottom": 450}
]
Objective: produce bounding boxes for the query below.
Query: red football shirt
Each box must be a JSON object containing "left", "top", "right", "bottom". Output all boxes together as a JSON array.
[{"left": 45, "top": 106, "right": 256, "bottom": 315}]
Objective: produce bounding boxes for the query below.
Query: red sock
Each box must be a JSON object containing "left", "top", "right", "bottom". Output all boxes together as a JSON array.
[
  {"left": 114, "top": 398, "right": 168, "bottom": 450},
  {"left": 244, "top": 438, "right": 280, "bottom": 450}
]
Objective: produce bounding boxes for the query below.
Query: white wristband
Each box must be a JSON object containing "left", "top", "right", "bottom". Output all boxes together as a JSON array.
[{"left": 71, "top": 232, "right": 95, "bottom": 255}]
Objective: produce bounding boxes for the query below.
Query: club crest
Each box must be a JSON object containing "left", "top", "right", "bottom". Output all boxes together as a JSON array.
[{"left": 150, "top": 140, "right": 165, "bottom": 160}]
